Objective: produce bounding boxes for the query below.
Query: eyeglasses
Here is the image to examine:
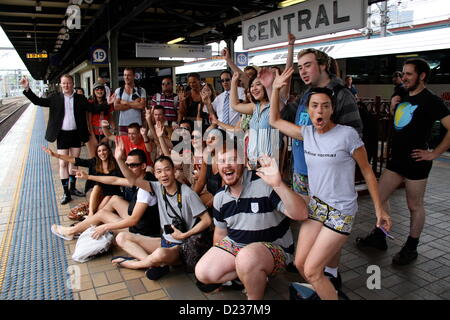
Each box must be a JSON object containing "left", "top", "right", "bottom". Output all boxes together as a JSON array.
[
  {"left": 126, "top": 162, "right": 143, "bottom": 168},
  {"left": 219, "top": 78, "right": 231, "bottom": 83}
]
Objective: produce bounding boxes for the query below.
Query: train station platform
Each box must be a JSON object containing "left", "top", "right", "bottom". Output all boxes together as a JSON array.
[{"left": 0, "top": 103, "right": 449, "bottom": 301}]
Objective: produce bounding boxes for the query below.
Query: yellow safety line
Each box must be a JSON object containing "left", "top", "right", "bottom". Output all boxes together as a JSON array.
[{"left": 0, "top": 106, "right": 37, "bottom": 291}]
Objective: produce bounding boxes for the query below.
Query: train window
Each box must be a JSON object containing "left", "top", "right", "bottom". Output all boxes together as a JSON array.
[{"left": 344, "top": 49, "right": 450, "bottom": 85}]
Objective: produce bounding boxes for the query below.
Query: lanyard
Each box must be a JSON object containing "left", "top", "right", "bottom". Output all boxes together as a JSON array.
[{"left": 161, "top": 182, "right": 183, "bottom": 221}]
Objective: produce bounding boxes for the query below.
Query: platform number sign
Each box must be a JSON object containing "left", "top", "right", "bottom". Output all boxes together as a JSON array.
[
  {"left": 235, "top": 52, "right": 248, "bottom": 68},
  {"left": 90, "top": 46, "right": 108, "bottom": 64}
]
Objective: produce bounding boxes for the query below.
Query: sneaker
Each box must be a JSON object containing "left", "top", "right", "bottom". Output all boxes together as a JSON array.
[
  {"left": 145, "top": 266, "right": 170, "bottom": 280},
  {"left": 324, "top": 271, "right": 342, "bottom": 291},
  {"left": 70, "top": 188, "right": 85, "bottom": 197},
  {"left": 355, "top": 228, "right": 388, "bottom": 251},
  {"left": 392, "top": 246, "right": 418, "bottom": 266}
]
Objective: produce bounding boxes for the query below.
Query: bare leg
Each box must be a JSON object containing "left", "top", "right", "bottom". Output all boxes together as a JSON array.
[
  {"left": 294, "top": 219, "right": 323, "bottom": 279},
  {"left": 114, "top": 232, "right": 161, "bottom": 262},
  {"left": 235, "top": 243, "right": 275, "bottom": 300},
  {"left": 195, "top": 247, "right": 238, "bottom": 285},
  {"left": 57, "top": 149, "right": 70, "bottom": 179},
  {"left": 404, "top": 178, "right": 427, "bottom": 238},
  {"left": 88, "top": 185, "right": 103, "bottom": 216},
  {"left": 57, "top": 196, "right": 129, "bottom": 237},
  {"left": 68, "top": 147, "right": 81, "bottom": 177},
  {"left": 303, "top": 227, "right": 348, "bottom": 300},
  {"left": 378, "top": 169, "right": 405, "bottom": 213},
  {"left": 116, "top": 246, "right": 181, "bottom": 269}
]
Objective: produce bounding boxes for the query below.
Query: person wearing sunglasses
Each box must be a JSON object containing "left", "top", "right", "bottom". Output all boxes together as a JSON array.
[
  {"left": 150, "top": 77, "right": 180, "bottom": 126},
  {"left": 211, "top": 70, "right": 246, "bottom": 128},
  {"left": 50, "top": 147, "right": 161, "bottom": 242},
  {"left": 269, "top": 68, "right": 392, "bottom": 300}
]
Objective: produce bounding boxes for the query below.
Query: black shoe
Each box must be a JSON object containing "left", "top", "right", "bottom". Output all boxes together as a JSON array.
[
  {"left": 230, "top": 279, "right": 245, "bottom": 290},
  {"left": 145, "top": 266, "right": 170, "bottom": 280},
  {"left": 196, "top": 280, "right": 222, "bottom": 293},
  {"left": 70, "top": 188, "right": 85, "bottom": 197},
  {"left": 61, "top": 193, "right": 72, "bottom": 205},
  {"left": 324, "top": 271, "right": 342, "bottom": 291},
  {"left": 355, "top": 228, "right": 388, "bottom": 251},
  {"left": 392, "top": 245, "right": 418, "bottom": 266}
]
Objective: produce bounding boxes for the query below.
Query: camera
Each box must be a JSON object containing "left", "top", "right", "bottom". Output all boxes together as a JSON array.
[
  {"left": 172, "top": 216, "right": 187, "bottom": 233},
  {"left": 132, "top": 93, "right": 140, "bottom": 100},
  {"left": 164, "top": 224, "right": 174, "bottom": 234}
]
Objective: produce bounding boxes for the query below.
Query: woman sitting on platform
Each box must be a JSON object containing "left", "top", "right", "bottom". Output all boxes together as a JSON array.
[{"left": 42, "top": 142, "right": 123, "bottom": 216}]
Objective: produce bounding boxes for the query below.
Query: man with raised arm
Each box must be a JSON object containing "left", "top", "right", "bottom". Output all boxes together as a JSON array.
[
  {"left": 195, "top": 143, "right": 308, "bottom": 300},
  {"left": 21, "top": 74, "right": 90, "bottom": 204}
]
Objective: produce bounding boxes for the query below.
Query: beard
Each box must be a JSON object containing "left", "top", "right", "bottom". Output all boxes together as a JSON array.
[{"left": 405, "top": 78, "right": 420, "bottom": 92}]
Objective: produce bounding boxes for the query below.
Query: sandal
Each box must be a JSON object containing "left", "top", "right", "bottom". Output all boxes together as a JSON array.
[{"left": 51, "top": 224, "right": 73, "bottom": 241}]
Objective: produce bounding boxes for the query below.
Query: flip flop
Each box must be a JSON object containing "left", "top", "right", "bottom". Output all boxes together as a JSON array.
[
  {"left": 111, "top": 256, "right": 136, "bottom": 266},
  {"left": 51, "top": 224, "right": 73, "bottom": 241}
]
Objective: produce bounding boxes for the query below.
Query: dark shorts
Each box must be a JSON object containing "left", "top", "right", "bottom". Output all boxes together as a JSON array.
[
  {"left": 387, "top": 155, "right": 432, "bottom": 180},
  {"left": 56, "top": 130, "right": 82, "bottom": 149}
]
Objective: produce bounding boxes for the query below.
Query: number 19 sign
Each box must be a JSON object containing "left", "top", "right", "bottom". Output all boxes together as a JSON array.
[{"left": 90, "top": 46, "right": 108, "bottom": 64}]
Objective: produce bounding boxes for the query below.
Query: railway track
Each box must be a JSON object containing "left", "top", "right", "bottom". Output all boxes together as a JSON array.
[{"left": 0, "top": 97, "right": 30, "bottom": 142}]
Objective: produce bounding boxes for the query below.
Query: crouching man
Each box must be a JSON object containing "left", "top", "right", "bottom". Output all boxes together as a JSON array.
[
  {"left": 195, "top": 144, "right": 308, "bottom": 299},
  {"left": 111, "top": 139, "right": 211, "bottom": 280}
]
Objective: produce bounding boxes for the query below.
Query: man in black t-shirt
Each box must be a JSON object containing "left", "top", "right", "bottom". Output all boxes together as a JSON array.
[{"left": 356, "top": 58, "right": 450, "bottom": 265}]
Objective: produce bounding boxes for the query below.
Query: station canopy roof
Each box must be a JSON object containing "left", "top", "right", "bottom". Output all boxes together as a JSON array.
[{"left": 0, "top": 0, "right": 386, "bottom": 81}]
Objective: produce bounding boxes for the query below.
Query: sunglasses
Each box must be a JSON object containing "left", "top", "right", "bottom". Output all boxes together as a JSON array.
[
  {"left": 162, "top": 82, "right": 172, "bottom": 85},
  {"left": 126, "top": 162, "right": 143, "bottom": 168},
  {"left": 219, "top": 78, "right": 231, "bottom": 83}
]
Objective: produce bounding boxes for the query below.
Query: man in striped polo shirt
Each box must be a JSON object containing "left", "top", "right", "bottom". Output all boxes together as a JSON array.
[
  {"left": 195, "top": 146, "right": 308, "bottom": 300},
  {"left": 150, "top": 77, "right": 180, "bottom": 126}
]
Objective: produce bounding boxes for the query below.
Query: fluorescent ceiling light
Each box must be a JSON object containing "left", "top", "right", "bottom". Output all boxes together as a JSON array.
[
  {"left": 278, "top": 0, "right": 307, "bottom": 8},
  {"left": 167, "top": 37, "right": 185, "bottom": 45}
]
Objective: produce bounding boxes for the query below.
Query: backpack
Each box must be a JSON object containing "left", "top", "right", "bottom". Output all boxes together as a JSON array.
[{"left": 118, "top": 86, "right": 142, "bottom": 100}]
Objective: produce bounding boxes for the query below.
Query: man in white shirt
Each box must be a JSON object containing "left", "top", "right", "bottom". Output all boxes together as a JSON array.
[
  {"left": 114, "top": 68, "right": 147, "bottom": 135},
  {"left": 212, "top": 71, "right": 246, "bottom": 127}
]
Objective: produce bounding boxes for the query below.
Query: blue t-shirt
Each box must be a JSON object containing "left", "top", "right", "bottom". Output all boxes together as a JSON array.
[{"left": 292, "top": 93, "right": 312, "bottom": 175}]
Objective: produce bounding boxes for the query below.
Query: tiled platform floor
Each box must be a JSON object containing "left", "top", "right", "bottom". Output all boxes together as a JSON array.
[{"left": 1, "top": 104, "right": 449, "bottom": 300}]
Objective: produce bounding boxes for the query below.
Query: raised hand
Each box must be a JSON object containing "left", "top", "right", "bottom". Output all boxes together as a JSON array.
[
  {"left": 41, "top": 145, "right": 57, "bottom": 158},
  {"left": 75, "top": 170, "right": 89, "bottom": 180},
  {"left": 288, "top": 33, "right": 296, "bottom": 45},
  {"left": 101, "top": 119, "right": 110, "bottom": 127},
  {"left": 200, "top": 85, "right": 212, "bottom": 105},
  {"left": 140, "top": 126, "right": 148, "bottom": 138},
  {"left": 154, "top": 121, "right": 164, "bottom": 137},
  {"left": 231, "top": 71, "right": 240, "bottom": 83},
  {"left": 272, "top": 67, "right": 295, "bottom": 90},
  {"left": 255, "top": 155, "right": 282, "bottom": 188},
  {"left": 107, "top": 92, "right": 116, "bottom": 105},
  {"left": 258, "top": 67, "right": 275, "bottom": 89},
  {"left": 114, "top": 137, "right": 126, "bottom": 161},
  {"left": 221, "top": 47, "right": 231, "bottom": 61},
  {"left": 20, "top": 76, "right": 29, "bottom": 89}
]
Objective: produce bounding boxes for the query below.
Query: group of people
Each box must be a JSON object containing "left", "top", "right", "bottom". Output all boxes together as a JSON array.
[{"left": 20, "top": 34, "right": 450, "bottom": 300}]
